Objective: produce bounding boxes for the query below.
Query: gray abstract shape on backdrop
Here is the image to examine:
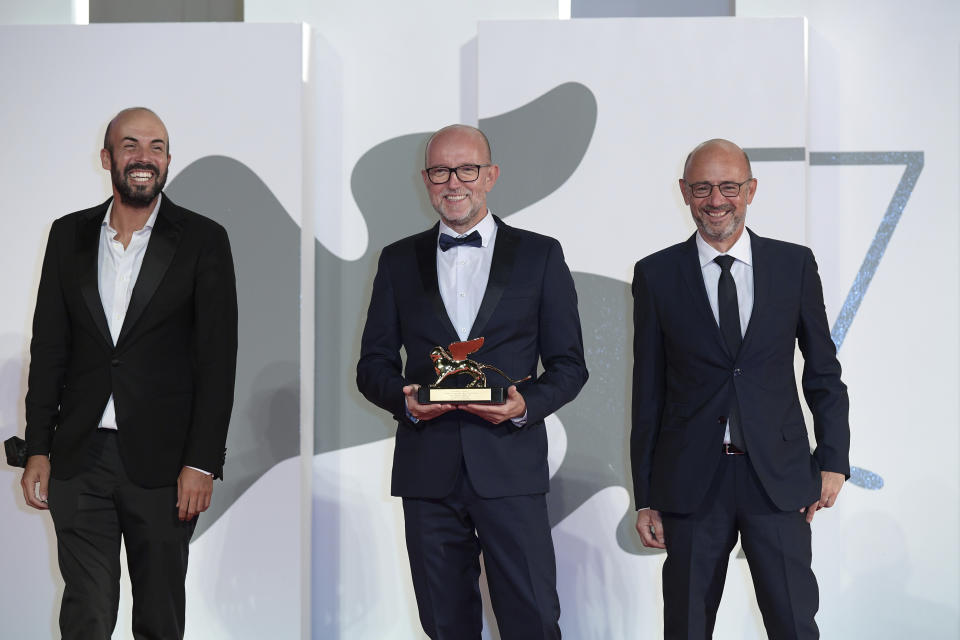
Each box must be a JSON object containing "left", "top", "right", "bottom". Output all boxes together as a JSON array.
[
  {"left": 546, "top": 273, "right": 666, "bottom": 556},
  {"left": 742, "top": 147, "right": 806, "bottom": 162},
  {"left": 315, "top": 132, "right": 437, "bottom": 457},
  {"left": 167, "top": 156, "right": 300, "bottom": 539},
  {"left": 484, "top": 82, "right": 598, "bottom": 216}
]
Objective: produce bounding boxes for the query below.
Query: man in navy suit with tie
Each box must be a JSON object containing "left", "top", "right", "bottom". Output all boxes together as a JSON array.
[
  {"left": 357, "top": 124, "right": 588, "bottom": 639},
  {"left": 631, "top": 139, "right": 850, "bottom": 638}
]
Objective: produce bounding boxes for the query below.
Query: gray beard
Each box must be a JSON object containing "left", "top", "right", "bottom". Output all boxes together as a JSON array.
[{"left": 694, "top": 211, "right": 742, "bottom": 243}]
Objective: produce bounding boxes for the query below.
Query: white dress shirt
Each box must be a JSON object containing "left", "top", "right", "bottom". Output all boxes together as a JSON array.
[
  {"left": 434, "top": 212, "right": 526, "bottom": 427},
  {"left": 96, "top": 197, "right": 210, "bottom": 475},
  {"left": 97, "top": 197, "right": 161, "bottom": 430},
  {"left": 695, "top": 230, "right": 754, "bottom": 444},
  {"left": 437, "top": 212, "right": 497, "bottom": 341}
]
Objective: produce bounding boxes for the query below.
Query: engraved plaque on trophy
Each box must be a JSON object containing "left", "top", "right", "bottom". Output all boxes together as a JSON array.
[{"left": 417, "top": 337, "right": 530, "bottom": 405}]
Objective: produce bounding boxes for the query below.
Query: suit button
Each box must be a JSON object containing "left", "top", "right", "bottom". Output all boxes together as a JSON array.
[
  {"left": 111, "top": 358, "right": 121, "bottom": 367},
  {"left": 733, "top": 368, "right": 742, "bottom": 376},
  {"left": 718, "top": 416, "right": 726, "bottom": 424}
]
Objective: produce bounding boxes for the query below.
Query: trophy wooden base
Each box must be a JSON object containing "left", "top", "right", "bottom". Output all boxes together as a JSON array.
[{"left": 418, "top": 386, "right": 506, "bottom": 405}]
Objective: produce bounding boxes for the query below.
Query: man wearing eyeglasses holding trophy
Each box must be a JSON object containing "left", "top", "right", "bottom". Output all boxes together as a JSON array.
[
  {"left": 357, "top": 124, "right": 588, "bottom": 639},
  {"left": 631, "top": 139, "right": 850, "bottom": 638}
]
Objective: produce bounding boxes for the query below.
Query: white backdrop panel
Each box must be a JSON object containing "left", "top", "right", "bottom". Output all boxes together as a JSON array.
[
  {"left": 479, "top": 18, "right": 807, "bottom": 283},
  {"left": 1, "top": 4, "right": 954, "bottom": 639},
  {"left": 736, "top": 2, "right": 960, "bottom": 636},
  {"left": 478, "top": 18, "right": 807, "bottom": 639},
  {"left": 0, "top": 23, "right": 304, "bottom": 639},
  {"left": 245, "top": 0, "right": 557, "bottom": 260}
]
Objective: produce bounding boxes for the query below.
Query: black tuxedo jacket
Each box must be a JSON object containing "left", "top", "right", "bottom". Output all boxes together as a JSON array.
[
  {"left": 25, "top": 194, "right": 238, "bottom": 487},
  {"left": 631, "top": 229, "right": 850, "bottom": 513},
  {"left": 356, "top": 216, "right": 588, "bottom": 499}
]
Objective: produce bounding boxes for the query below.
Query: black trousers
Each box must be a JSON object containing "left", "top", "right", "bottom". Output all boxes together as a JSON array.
[
  {"left": 47, "top": 429, "right": 196, "bottom": 640},
  {"left": 402, "top": 462, "right": 561, "bottom": 640},
  {"left": 660, "top": 454, "right": 819, "bottom": 640}
]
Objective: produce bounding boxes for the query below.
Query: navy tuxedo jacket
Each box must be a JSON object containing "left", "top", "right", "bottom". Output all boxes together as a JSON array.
[
  {"left": 357, "top": 216, "right": 588, "bottom": 499},
  {"left": 631, "top": 229, "right": 850, "bottom": 513},
  {"left": 25, "top": 195, "right": 238, "bottom": 487}
]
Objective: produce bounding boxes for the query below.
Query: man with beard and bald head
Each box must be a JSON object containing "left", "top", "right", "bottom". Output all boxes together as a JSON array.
[
  {"left": 631, "top": 139, "right": 850, "bottom": 638},
  {"left": 20, "top": 107, "right": 238, "bottom": 639},
  {"left": 357, "top": 124, "right": 588, "bottom": 639}
]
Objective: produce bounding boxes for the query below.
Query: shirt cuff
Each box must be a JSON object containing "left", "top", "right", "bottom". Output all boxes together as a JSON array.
[
  {"left": 405, "top": 402, "right": 420, "bottom": 424},
  {"left": 510, "top": 410, "right": 528, "bottom": 428},
  {"left": 186, "top": 466, "right": 213, "bottom": 476}
]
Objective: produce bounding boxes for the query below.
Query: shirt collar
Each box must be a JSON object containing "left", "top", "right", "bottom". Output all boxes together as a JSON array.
[
  {"left": 696, "top": 228, "right": 753, "bottom": 268},
  {"left": 438, "top": 210, "right": 496, "bottom": 248},
  {"left": 103, "top": 194, "right": 162, "bottom": 234}
]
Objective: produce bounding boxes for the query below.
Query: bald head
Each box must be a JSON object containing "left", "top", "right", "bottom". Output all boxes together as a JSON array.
[
  {"left": 100, "top": 107, "right": 171, "bottom": 210},
  {"left": 424, "top": 124, "right": 491, "bottom": 167},
  {"left": 683, "top": 138, "right": 751, "bottom": 181},
  {"left": 421, "top": 123, "right": 499, "bottom": 234},
  {"left": 679, "top": 138, "right": 757, "bottom": 252},
  {"left": 104, "top": 107, "right": 169, "bottom": 153}
]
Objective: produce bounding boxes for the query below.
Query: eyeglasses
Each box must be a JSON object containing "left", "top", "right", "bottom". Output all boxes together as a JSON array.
[
  {"left": 685, "top": 179, "right": 753, "bottom": 198},
  {"left": 425, "top": 164, "right": 490, "bottom": 184}
]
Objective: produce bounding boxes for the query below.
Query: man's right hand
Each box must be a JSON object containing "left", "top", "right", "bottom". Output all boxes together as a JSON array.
[
  {"left": 403, "top": 384, "right": 455, "bottom": 421},
  {"left": 21, "top": 455, "right": 51, "bottom": 510},
  {"left": 636, "top": 508, "right": 665, "bottom": 549}
]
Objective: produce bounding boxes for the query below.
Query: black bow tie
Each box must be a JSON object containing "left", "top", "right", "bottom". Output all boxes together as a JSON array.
[{"left": 438, "top": 230, "right": 482, "bottom": 252}]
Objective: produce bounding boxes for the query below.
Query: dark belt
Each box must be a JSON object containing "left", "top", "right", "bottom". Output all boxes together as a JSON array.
[{"left": 723, "top": 443, "right": 745, "bottom": 455}]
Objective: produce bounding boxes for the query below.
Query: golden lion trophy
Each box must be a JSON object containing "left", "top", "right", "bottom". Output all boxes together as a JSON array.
[{"left": 417, "top": 337, "right": 531, "bottom": 404}]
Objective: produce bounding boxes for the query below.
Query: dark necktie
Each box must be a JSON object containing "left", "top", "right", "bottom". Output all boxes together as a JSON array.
[
  {"left": 714, "top": 255, "right": 741, "bottom": 356},
  {"left": 714, "top": 254, "right": 745, "bottom": 450},
  {"left": 438, "top": 230, "right": 482, "bottom": 252}
]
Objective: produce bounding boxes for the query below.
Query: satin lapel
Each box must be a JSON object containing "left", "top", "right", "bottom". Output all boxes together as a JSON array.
[
  {"left": 414, "top": 225, "right": 459, "bottom": 341},
  {"left": 469, "top": 217, "right": 518, "bottom": 340},
  {"left": 116, "top": 198, "right": 183, "bottom": 346},
  {"left": 678, "top": 233, "right": 727, "bottom": 353},
  {"left": 740, "top": 228, "right": 767, "bottom": 352},
  {"left": 77, "top": 201, "right": 112, "bottom": 346}
]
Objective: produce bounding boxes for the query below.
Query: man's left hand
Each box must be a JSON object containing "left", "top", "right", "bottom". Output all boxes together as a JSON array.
[
  {"left": 177, "top": 467, "right": 213, "bottom": 521},
  {"left": 801, "top": 470, "right": 845, "bottom": 523},
  {"left": 460, "top": 385, "right": 526, "bottom": 425}
]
